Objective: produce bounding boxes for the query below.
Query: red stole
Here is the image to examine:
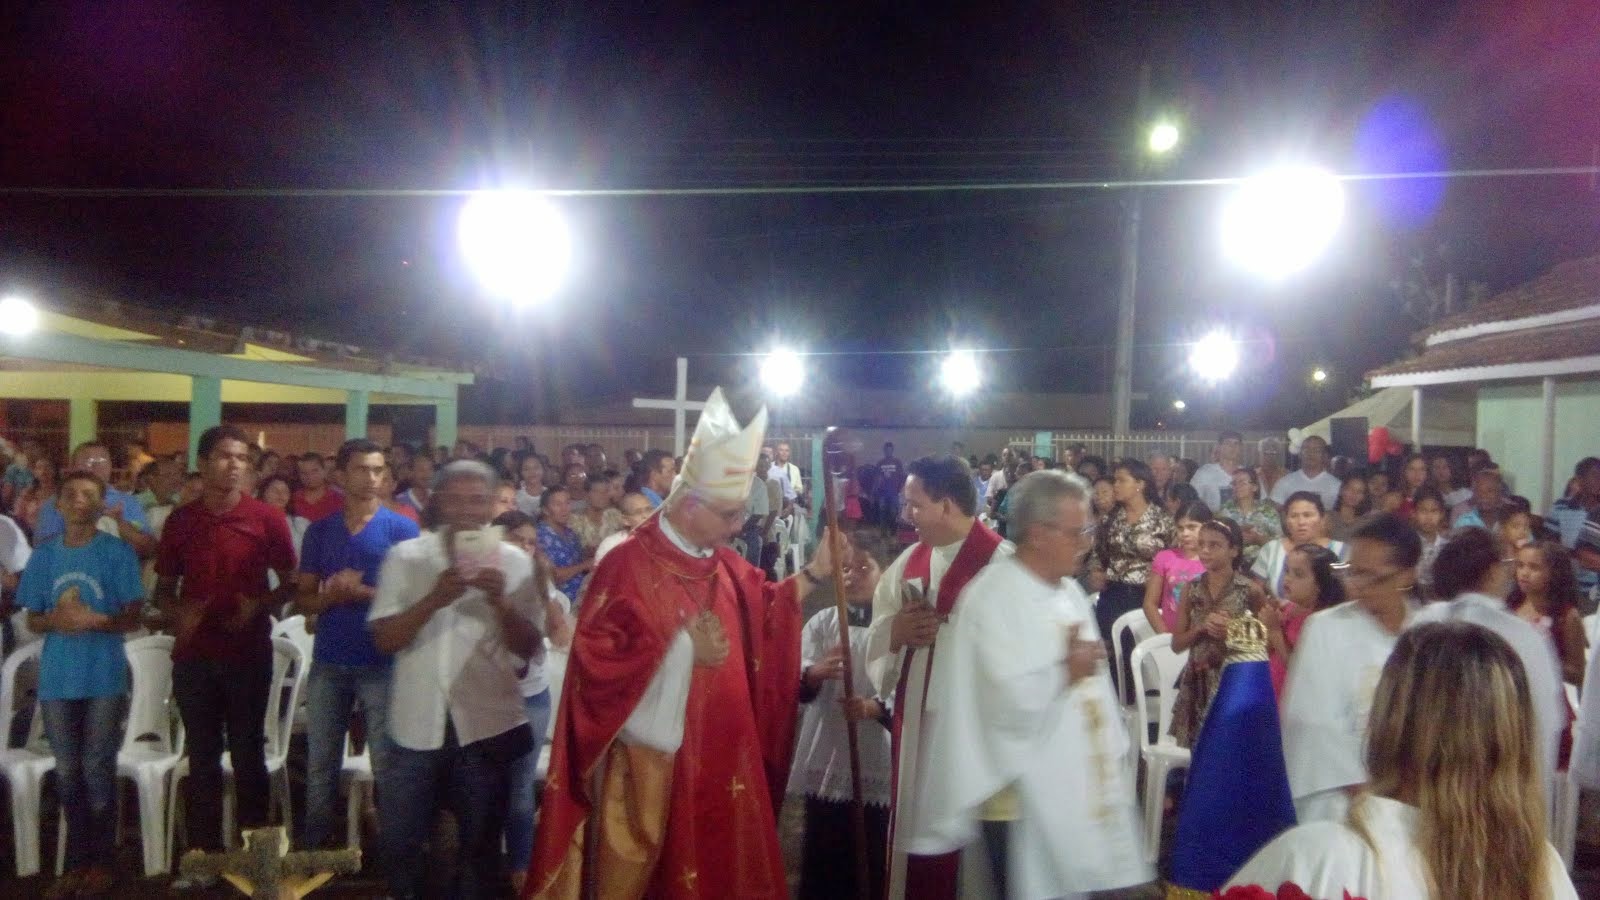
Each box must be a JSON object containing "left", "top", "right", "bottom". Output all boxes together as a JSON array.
[{"left": 886, "top": 520, "right": 1002, "bottom": 897}]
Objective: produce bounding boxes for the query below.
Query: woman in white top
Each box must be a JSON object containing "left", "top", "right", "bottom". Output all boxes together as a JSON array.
[
  {"left": 1251, "top": 490, "right": 1345, "bottom": 599},
  {"left": 257, "top": 476, "right": 308, "bottom": 595},
  {"left": 1228, "top": 620, "right": 1578, "bottom": 899}
]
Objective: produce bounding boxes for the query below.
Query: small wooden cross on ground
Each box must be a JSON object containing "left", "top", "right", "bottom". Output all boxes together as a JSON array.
[{"left": 178, "top": 826, "right": 361, "bottom": 899}]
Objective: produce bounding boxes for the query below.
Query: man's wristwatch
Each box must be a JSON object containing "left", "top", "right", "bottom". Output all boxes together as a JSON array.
[{"left": 800, "top": 565, "right": 824, "bottom": 583}]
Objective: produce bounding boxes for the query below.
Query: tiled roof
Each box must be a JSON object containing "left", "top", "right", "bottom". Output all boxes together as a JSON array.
[
  {"left": 1422, "top": 254, "right": 1600, "bottom": 337},
  {"left": 1368, "top": 317, "right": 1600, "bottom": 379}
]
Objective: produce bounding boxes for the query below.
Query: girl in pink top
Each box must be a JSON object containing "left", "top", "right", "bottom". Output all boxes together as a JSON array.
[
  {"left": 1143, "top": 499, "right": 1210, "bottom": 633},
  {"left": 1261, "top": 542, "right": 1347, "bottom": 699}
]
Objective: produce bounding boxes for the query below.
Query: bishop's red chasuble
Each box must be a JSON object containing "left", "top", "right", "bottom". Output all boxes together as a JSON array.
[{"left": 526, "top": 516, "right": 802, "bottom": 899}]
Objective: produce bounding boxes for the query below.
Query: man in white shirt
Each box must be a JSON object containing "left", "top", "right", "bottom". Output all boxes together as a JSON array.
[
  {"left": 742, "top": 459, "right": 772, "bottom": 568},
  {"left": 912, "top": 470, "right": 1149, "bottom": 898},
  {"left": 1269, "top": 435, "right": 1341, "bottom": 510},
  {"left": 369, "top": 460, "right": 543, "bottom": 900},
  {"left": 1191, "top": 430, "right": 1245, "bottom": 509}
]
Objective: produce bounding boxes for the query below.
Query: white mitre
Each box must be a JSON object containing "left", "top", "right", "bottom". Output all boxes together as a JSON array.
[{"left": 667, "top": 387, "right": 768, "bottom": 505}]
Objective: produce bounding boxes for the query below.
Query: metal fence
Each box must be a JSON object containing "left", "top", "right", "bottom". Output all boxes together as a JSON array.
[{"left": 1007, "top": 431, "right": 1287, "bottom": 467}]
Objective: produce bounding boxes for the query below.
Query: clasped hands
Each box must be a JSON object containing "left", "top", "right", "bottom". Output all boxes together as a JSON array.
[
  {"left": 49, "top": 587, "right": 109, "bottom": 634},
  {"left": 425, "top": 566, "right": 510, "bottom": 612},
  {"left": 888, "top": 594, "right": 943, "bottom": 652}
]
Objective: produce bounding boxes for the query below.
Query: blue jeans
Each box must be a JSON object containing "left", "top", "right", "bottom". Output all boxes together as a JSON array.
[
  {"left": 382, "top": 722, "right": 524, "bottom": 900},
  {"left": 504, "top": 690, "right": 551, "bottom": 872},
  {"left": 300, "top": 661, "right": 392, "bottom": 849},
  {"left": 741, "top": 522, "right": 765, "bottom": 568},
  {"left": 41, "top": 695, "right": 126, "bottom": 869}
]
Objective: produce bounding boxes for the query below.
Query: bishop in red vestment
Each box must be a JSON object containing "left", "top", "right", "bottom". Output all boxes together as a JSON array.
[{"left": 527, "top": 390, "right": 832, "bottom": 900}]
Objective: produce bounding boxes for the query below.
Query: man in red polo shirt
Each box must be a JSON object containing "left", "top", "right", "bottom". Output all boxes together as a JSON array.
[
  {"left": 291, "top": 452, "right": 344, "bottom": 523},
  {"left": 155, "top": 425, "right": 296, "bottom": 886}
]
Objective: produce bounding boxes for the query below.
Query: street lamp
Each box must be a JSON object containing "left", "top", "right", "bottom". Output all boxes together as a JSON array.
[
  {"left": 0, "top": 296, "right": 40, "bottom": 336},
  {"left": 1189, "top": 331, "right": 1240, "bottom": 383},
  {"left": 1221, "top": 167, "right": 1345, "bottom": 279},
  {"left": 1148, "top": 121, "right": 1181, "bottom": 156},
  {"left": 458, "top": 190, "right": 571, "bottom": 304},
  {"left": 1172, "top": 399, "right": 1187, "bottom": 411},
  {"left": 939, "top": 350, "right": 982, "bottom": 397},
  {"left": 1311, "top": 367, "right": 1328, "bottom": 383},
  {"left": 759, "top": 348, "right": 805, "bottom": 398}
]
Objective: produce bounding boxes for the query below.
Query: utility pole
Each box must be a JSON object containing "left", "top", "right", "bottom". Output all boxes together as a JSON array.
[{"left": 1110, "top": 63, "right": 1152, "bottom": 458}]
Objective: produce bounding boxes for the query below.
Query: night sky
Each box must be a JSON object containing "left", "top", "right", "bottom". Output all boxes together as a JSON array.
[{"left": 2, "top": 1, "right": 1599, "bottom": 427}]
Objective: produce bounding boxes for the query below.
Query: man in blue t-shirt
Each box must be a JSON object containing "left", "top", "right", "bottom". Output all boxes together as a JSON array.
[
  {"left": 293, "top": 438, "right": 420, "bottom": 849},
  {"left": 34, "top": 441, "right": 154, "bottom": 558},
  {"left": 19, "top": 469, "right": 144, "bottom": 894}
]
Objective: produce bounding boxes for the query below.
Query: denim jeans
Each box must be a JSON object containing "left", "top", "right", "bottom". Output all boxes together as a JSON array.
[
  {"left": 504, "top": 690, "right": 551, "bottom": 873},
  {"left": 299, "top": 661, "right": 392, "bottom": 849},
  {"left": 41, "top": 695, "right": 126, "bottom": 870},
  {"left": 382, "top": 722, "right": 522, "bottom": 900},
  {"left": 173, "top": 656, "right": 273, "bottom": 850}
]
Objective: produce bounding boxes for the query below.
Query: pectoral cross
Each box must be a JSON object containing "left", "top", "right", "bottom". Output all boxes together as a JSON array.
[
  {"left": 679, "top": 868, "right": 699, "bottom": 890},
  {"left": 728, "top": 776, "right": 747, "bottom": 799},
  {"left": 178, "top": 826, "right": 361, "bottom": 899}
]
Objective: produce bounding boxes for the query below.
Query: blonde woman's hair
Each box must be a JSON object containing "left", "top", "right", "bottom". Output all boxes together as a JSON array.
[{"left": 1356, "top": 621, "right": 1548, "bottom": 899}]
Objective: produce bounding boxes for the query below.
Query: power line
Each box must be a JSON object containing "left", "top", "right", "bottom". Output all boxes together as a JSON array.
[{"left": 1, "top": 164, "right": 1596, "bottom": 199}]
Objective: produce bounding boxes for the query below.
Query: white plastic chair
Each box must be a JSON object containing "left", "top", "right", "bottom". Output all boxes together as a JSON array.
[
  {"left": 1111, "top": 609, "right": 1156, "bottom": 776},
  {"left": 0, "top": 640, "right": 53, "bottom": 877},
  {"left": 1584, "top": 613, "right": 1598, "bottom": 662},
  {"left": 341, "top": 731, "right": 373, "bottom": 851},
  {"left": 272, "top": 615, "right": 315, "bottom": 733},
  {"left": 166, "top": 636, "right": 307, "bottom": 858},
  {"left": 1129, "top": 633, "right": 1191, "bottom": 864}
]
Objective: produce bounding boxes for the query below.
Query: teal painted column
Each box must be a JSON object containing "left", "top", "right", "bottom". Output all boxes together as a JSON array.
[
  {"left": 188, "top": 375, "right": 222, "bottom": 468},
  {"left": 67, "top": 396, "right": 98, "bottom": 452},
  {"left": 345, "top": 389, "right": 371, "bottom": 439},
  {"left": 434, "top": 395, "right": 459, "bottom": 450}
]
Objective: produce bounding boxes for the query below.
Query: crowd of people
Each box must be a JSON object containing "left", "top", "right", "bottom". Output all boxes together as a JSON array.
[{"left": 1, "top": 415, "right": 1598, "bottom": 899}]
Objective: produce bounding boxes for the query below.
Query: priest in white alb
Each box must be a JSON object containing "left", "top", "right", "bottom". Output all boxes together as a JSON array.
[
  {"left": 864, "top": 455, "right": 1003, "bottom": 900},
  {"left": 1281, "top": 513, "right": 1421, "bottom": 822},
  {"left": 911, "top": 469, "right": 1150, "bottom": 899}
]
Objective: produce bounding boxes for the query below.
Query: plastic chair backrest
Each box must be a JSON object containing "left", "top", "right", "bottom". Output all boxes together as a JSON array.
[
  {"left": 1111, "top": 609, "right": 1156, "bottom": 700},
  {"left": 0, "top": 640, "right": 43, "bottom": 750},
  {"left": 271, "top": 615, "right": 315, "bottom": 672},
  {"left": 1128, "top": 633, "right": 1189, "bottom": 752},
  {"left": 265, "top": 637, "right": 305, "bottom": 762},
  {"left": 122, "top": 635, "right": 179, "bottom": 754}
]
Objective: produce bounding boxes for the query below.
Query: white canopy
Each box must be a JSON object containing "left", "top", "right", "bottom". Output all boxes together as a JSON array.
[{"left": 1300, "top": 386, "right": 1475, "bottom": 448}]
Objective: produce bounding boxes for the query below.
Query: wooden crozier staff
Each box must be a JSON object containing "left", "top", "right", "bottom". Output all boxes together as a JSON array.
[{"left": 822, "top": 431, "right": 871, "bottom": 900}]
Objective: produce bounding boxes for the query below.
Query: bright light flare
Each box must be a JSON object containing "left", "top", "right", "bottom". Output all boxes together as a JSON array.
[
  {"left": 1189, "top": 331, "right": 1240, "bottom": 383},
  {"left": 458, "top": 191, "right": 571, "bottom": 304},
  {"left": 1312, "top": 367, "right": 1328, "bottom": 383},
  {"left": 759, "top": 348, "right": 806, "bottom": 397},
  {"left": 1148, "top": 121, "right": 1181, "bottom": 155},
  {"left": 0, "top": 296, "right": 40, "bottom": 336},
  {"left": 1172, "top": 399, "right": 1187, "bottom": 411},
  {"left": 939, "top": 350, "right": 982, "bottom": 397},
  {"left": 1221, "top": 167, "right": 1345, "bottom": 279}
]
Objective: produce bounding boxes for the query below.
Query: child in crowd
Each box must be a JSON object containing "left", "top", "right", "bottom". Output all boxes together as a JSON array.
[
  {"left": 1409, "top": 487, "right": 1448, "bottom": 600},
  {"left": 1261, "top": 543, "right": 1346, "bottom": 698},
  {"left": 19, "top": 470, "right": 145, "bottom": 897},
  {"left": 1169, "top": 518, "right": 1266, "bottom": 748},
  {"left": 1144, "top": 499, "right": 1211, "bottom": 633},
  {"left": 1509, "top": 540, "right": 1587, "bottom": 686},
  {"left": 1500, "top": 496, "right": 1536, "bottom": 551}
]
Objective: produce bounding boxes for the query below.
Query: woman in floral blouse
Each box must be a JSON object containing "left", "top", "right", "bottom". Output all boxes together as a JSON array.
[
  {"left": 1219, "top": 466, "right": 1282, "bottom": 567},
  {"left": 1094, "top": 459, "right": 1176, "bottom": 702},
  {"left": 537, "top": 485, "right": 592, "bottom": 608}
]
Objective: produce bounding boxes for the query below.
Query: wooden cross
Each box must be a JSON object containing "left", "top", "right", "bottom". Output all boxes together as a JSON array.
[
  {"left": 631, "top": 356, "right": 705, "bottom": 456},
  {"left": 178, "top": 826, "right": 361, "bottom": 899}
]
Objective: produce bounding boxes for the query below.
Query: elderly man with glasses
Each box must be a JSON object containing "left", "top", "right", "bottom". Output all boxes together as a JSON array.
[{"left": 34, "top": 441, "right": 155, "bottom": 557}]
